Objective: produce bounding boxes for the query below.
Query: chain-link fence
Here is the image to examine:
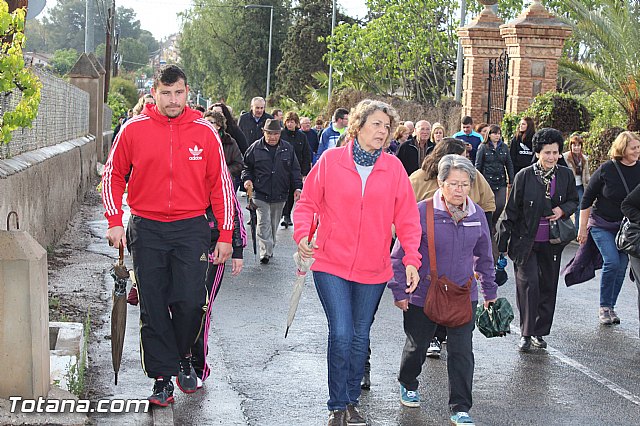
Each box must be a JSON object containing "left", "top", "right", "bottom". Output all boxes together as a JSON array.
[{"left": 0, "top": 68, "right": 90, "bottom": 159}]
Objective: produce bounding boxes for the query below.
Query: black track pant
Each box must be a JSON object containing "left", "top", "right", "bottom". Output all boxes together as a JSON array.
[{"left": 127, "top": 215, "right": 210, "bottom": 379}]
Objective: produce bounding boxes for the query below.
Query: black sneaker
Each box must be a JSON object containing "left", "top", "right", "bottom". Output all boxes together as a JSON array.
[
  {"left": 519, "top": 336, "right": 531, "bottom": 352},
  {"left": 346, "top": 404, "right": 366, "bottom": 425},
  {"left": 260, "top": 256, "right": 270, "bottom": 264},
  {"left": 531, "top": 336, "right": 547, "bottom": 349},
  {"left": 148, "top": 378, "right": 174, "bottom": 407},
  {"left": 176, "top": 357, "right": 198, "bottom": 394}
]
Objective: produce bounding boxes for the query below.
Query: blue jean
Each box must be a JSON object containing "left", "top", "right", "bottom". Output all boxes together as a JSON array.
[
  {"left": 590, "top": 226, "right": 629, "bottom": 308},
  {"left": 574, "top": 185, "right": 584, "bottom": 230},
  {"left": 313, "top": 271, "right": 386, "bottom": 411}
]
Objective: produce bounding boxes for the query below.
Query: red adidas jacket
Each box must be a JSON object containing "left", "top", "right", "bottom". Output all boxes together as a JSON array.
[{"left": 102, "top": 105, "right": 235, "bottom": 243}]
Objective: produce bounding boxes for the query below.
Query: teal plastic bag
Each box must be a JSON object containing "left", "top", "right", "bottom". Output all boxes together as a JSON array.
[{"left": 475, "top": 297, "right": 514, "bottom": 338}]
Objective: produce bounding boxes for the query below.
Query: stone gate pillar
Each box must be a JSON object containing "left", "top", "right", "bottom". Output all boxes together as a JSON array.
[
  {"left": 87, "top": 53, "right": 106, "bottom": 162},
  {"left": 500, "top": 0, "right": 572, "bottom": 114},
  {"left": 457, "top": 3, "right": 506, "bottom": 125},
  {"left": 68, "top": 54, "right": 101, "bottom": 163}
]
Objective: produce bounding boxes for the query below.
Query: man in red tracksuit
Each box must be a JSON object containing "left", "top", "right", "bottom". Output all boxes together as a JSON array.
[{"left": 102, "top": 65, "right": 235, "bottom": 406}]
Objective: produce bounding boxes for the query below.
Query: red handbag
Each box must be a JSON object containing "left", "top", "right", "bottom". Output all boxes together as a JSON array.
[{"left": 422, "top": 198, "right": 473, "bottom": 328}]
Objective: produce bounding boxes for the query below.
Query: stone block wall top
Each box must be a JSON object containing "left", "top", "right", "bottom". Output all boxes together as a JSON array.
[
  {"left": 87, "top": 52, "right": 106, "bottom": 75},
  {"left": 501, "top": 0, "right": 571, "bottom": 33},
  {"left": 67, "top": 53, "right": 99, "bottom": 79}
]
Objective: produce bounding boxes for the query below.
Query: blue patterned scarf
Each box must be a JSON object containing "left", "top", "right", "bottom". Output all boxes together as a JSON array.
[{"left": 353, "top": 138, "right": 382, "bottom": 167}]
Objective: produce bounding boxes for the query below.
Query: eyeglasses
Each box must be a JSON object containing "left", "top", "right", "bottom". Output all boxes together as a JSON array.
[{"left": 443, "top": 181, "right": 471, "bottom": 190}]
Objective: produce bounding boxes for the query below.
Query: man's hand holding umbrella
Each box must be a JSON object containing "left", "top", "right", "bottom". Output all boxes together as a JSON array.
[{"left": 107, "top": 226, "right": 126, "bottom": 248}]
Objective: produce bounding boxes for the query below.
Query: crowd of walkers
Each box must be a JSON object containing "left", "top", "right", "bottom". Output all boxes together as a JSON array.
[{"left": 102, "top": 65, "right": 640, "bottom": 426}]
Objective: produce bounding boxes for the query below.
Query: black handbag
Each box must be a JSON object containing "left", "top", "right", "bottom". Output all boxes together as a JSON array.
[
  {"left": 549, "top": 217, "right": 577, "bottom": 245},
  {"left": 616, "top": 217, "right": 640, "bottom": 258},
  {"left": 612, "top": 161, "right": 640, "bottom": 257}
]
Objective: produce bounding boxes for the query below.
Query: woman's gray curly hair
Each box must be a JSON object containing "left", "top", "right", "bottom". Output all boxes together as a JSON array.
[{"left": 346, "top": 99, "right": 399, "bottom": 144}]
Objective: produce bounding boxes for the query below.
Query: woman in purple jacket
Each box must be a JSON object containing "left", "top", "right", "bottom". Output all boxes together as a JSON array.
[{"left": 388, "top": 154, "right": 497, "bottom": 426}]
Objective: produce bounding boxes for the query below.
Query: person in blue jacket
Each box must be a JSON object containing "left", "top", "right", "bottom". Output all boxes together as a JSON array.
[{"left": 453, "top": 116, "right": 483, "bottom": 164}]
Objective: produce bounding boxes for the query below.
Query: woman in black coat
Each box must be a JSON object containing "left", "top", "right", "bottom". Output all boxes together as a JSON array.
[
  {"left": 211, "top": 102, "right": 249, "bottom": 155},
  {"left": 280, "top": 111, "right": 313, "bottom": 227},
  {"left": 475, "top": 124, "right": 514, "bottom": 229},
  {"left": 620, "top": 184, "right": 640, "bottom": 337},
  {"left": 509, "top": 117, "right": 535, "bottom": 174},
  {"left": 498, "top": 128, "right": 578, "bottom": 352}
]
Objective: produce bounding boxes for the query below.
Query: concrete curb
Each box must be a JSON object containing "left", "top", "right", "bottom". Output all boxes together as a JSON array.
[
  {"left": 151, "top": 405, "right": 173, "bottom": 425},
  {"left": 50, "top": 322, "right": 86, "bottom": 392}
]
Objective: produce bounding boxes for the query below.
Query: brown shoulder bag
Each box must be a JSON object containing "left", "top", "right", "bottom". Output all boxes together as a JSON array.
[{"left": 422, "top": 198, "right": 473, "bottom": 328}]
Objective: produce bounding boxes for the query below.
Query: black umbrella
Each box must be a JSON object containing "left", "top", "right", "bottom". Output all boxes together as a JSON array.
[
  {"left": 246, "top": 187, "right": 258, "bottom": 262},
  {"left": 110, "top": 244, "right": 129, "bottom": 385}
]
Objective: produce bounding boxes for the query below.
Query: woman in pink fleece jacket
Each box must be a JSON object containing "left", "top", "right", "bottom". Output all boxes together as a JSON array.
[{"left": 294, "top": 99, "right": 422, "bottom": 426}]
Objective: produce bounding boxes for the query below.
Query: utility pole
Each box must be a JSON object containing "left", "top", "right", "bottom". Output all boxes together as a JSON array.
[
  {"left": 85, "top": 0, "right": 94, "bottom": 53},
  {"left": 103, "top": 0, "right": 115, "bottom": 100},
  {"left": 327, "top": 0, "right": 336, "bottom": 102},
  {"left": 113, "top": 32, "right": 120, "bottom": 77},
  {"left": 454, "top": 0, "right": 467, "bottom": 103}
]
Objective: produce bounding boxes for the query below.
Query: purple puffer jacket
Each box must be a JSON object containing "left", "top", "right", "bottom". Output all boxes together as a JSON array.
[{"left": 388, "top": 190, "right": 497, "bottom": 306}]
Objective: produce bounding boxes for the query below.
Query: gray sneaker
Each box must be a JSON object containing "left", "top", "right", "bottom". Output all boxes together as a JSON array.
[
  {"left": 177, "top": 357, "right": 198, "bottom": 394},
  {"left": 610, "top": 309, "right": 621, "bottom": 324},
  {"left": 346, "top": 404, "right": 366, "bottom": 425},
  {"left": 599, "top": 307, "right": 613, "bottom": 325}
]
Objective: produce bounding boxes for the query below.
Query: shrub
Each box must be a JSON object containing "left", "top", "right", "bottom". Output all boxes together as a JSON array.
[
  {"left": 525, "top": 91, "right": 591, "bottom": 136},
  {"left": 586, "top": 90, "right": 627, "bottom": 137},
  {"left": 110, "top": 77, "right": 139, "bottom": 107},
  {"left": 583, "top": 127, "right": 625, "bottom": 172},
  {"left": 107, "top": 92, "right": 128, "bottom": 127},
  {"left": 501, "top": 112, "right": 523, "bottom": 143}
]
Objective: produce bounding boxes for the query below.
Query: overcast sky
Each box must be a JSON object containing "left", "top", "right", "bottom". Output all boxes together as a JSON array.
[{"left": 40, "top": 0, "right": 368, "bottom": 41}]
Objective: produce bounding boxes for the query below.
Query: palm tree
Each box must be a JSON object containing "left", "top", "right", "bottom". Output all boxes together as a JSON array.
[{"left": 560, "top": 0, "right": 640, "bottom": 130}]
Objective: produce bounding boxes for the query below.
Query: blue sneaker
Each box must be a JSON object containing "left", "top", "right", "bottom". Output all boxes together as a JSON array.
[
  {"left": 450, "top": 411, "right": 475, "bottom": 425},
  {"left": 400, "top": 385, "right": 420, "bottom": 407}
]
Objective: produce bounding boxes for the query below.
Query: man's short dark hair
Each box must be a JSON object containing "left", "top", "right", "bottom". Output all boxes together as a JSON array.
[
  {"left": 271, "top": 109, "right": 282, "bottom": 117},
  {"left": 153, "top": 65, "right": 187, "bottom": 89},
  {"left": 461, "top": 115, "right": 473, "bottom": 126},
  {"left": 333, "top": 108, "right": 349, "bottom": 122}
]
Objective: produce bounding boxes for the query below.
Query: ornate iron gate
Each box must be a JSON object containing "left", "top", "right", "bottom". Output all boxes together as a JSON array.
[{"left": 486, "top": 51, "right": 509, "bottom": 125}]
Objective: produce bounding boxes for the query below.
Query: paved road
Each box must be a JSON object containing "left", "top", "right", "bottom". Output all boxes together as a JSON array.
[{"left": 86, "top": 196, "right": 640, "bottom": 425}]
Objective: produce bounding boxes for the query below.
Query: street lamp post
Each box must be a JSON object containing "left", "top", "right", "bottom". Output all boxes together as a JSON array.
[
  {"left": 246, "top": 4, "right": 274, "bottom": 101},
  {"left": 328, "top": 0, "right": 336, "bottom": 102}
]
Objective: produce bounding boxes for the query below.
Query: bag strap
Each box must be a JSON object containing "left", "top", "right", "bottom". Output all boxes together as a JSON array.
[
  {"left": 426, "top": 198, "right": 438, "bottom": 280},
  {"left": 613, "top": 160, "right": 631, "bottom": 195}
]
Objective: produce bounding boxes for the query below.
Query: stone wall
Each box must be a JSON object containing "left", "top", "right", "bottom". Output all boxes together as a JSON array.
[
  {"left": 0, "top": 69, "right": 90, "bottom": 160},
  {"left": 0, "top": 136, "right": 96, "bottom": 248}
]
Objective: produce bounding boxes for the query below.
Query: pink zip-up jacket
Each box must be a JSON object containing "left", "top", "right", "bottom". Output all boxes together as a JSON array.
[{"left": 293, "top": 141, "right": 422, "bottom": 284}]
